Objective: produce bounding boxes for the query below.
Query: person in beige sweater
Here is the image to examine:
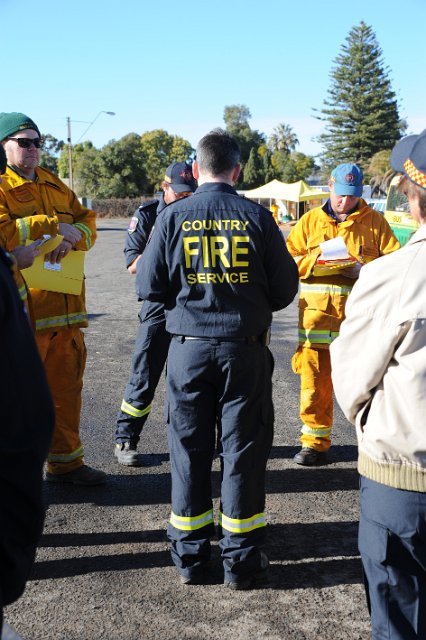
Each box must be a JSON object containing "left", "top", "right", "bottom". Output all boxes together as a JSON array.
[{"left": 330, "top": 129, "right": 426, "bottom": 640}]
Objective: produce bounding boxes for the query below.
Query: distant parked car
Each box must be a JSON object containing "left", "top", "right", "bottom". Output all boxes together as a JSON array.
[{"left": 366, "top": 199, "right": 386, "bottom": 213}]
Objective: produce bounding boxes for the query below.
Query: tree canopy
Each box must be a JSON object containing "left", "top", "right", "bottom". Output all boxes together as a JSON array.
[
  {"left": 139, "top": 130, "right": 193, "bottom": 192},
  {"left": 315, "top": 21, "right": 404, "bottom": 170}
]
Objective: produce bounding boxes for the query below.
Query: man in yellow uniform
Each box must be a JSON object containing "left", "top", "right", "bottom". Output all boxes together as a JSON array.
[
  {"left": 287, "top": 163, "right": 399, "bottom": 466},
  {"left": 0, "top": 112, "right": 105, "bottom": 485}
]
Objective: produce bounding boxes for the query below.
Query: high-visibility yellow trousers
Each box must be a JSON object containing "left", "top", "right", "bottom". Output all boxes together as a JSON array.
[
  {"left": 291, "top": 346, "right": 332, "bottom": 452},
  {"left": 36, "top": 328, "right": 86, "bottom": 474}
]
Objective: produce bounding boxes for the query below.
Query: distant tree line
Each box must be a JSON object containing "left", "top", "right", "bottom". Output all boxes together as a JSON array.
[
  {"left": 39, "top": 21, "right": 405, "bottom": 199},
  {"left": 39, "top": 110, "right": 317, "bottom": 199}
]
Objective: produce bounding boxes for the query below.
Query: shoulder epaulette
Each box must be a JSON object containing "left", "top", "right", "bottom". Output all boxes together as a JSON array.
[{"left": 139, "top": 199, "right": 159, "bottom": 212}]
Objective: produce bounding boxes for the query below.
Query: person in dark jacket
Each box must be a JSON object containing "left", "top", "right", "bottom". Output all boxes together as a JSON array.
[
  {"left": 114, "top": 162, "right": 196, "bottom": 465},
  {"left": 0, "top": 144, "right": 54, "bottom": 635},
  {"left": 136, "top": 129, "right": 299, "bottom": 589}
]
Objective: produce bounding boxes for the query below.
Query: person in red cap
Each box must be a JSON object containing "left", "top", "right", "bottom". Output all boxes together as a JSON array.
[
  {"left": 331, "top": 131, "right": 426, "bottom": 639},
  {"left": 287, "top": 163, "right": 399, "bottom": 466},
  {"left": 114, "top": 162, "right": 196, "bottom": 465}
]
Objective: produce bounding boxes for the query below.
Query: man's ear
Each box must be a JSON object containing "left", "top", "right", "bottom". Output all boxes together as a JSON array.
[
  {"left": 231, "top": 163, "right": 241, "bottom": 184},
  {"left": 192, "top": 161, "right": 200, "bottom": 181}
]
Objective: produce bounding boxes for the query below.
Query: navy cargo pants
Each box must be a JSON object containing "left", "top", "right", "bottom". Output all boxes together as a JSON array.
[
  {"left": 115, "top": 301, "right": 170, "bottom": 445},
  {"left": 166, "top": 335, "right": 274, "bottom": 584},
  {"left": 359, "top": 476, "right": 426, "bottom": 640}
]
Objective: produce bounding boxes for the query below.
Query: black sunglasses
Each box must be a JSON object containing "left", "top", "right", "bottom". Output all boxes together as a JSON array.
[{"left": 7, "top": 137, "right": 43, "bottom": 149}]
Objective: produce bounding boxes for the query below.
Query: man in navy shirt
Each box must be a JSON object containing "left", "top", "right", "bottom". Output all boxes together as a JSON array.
[
  {"left": 114, "top": 162, "right": 196, "bottom": 465},
  {"left": 137, "top": 129, "right": 298, "bottom": 589}
]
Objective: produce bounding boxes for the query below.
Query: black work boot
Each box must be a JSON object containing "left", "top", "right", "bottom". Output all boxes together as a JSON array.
[
  {"left": 114, "top": 442, "right": 143, "bottom": 466},
  {"left": 293, "top": 447, "right": 328, "bottom": 466}
]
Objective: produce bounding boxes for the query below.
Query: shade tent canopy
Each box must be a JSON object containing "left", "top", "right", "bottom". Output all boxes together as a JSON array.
[{"left": 245, "top": 179, "right": 328, "bottom": 203}]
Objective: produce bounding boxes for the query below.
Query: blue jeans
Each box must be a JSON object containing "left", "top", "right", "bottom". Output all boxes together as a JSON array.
[{"left": 359, "top": 476, "right": 426, "bottom": 639}]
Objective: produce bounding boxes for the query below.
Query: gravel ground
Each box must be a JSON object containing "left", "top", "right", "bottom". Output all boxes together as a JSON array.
[{"left": 4, "top": 219, "right": 371, "bottom": 640}]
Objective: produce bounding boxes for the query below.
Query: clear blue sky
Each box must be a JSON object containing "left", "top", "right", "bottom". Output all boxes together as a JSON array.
[{"left": 2, "top": 0, "right": 424, "bottom": 158}]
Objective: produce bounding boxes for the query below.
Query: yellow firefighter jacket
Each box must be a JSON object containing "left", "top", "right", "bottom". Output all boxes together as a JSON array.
[
  {"left": 0, "top": 166, "right": 96, "bottom": 333},
  {"left": 286, "top": 199, "right": 400, "bottom": 349}
]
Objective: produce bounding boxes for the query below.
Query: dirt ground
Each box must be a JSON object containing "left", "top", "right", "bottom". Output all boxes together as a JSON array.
[{"left": 4, "top": 219, "right": 371, "bottom": 640}]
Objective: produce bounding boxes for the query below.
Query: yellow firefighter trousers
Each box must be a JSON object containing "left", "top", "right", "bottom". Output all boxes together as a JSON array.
[
  {"left": 291, "top": 346, "right": 332, "bottom": 452},
  {"left": 36, "top": 328, "right": 86, "bottom": 474}
]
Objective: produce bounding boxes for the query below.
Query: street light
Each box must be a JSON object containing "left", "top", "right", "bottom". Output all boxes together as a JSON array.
[
  {"left": 75, "top": 111, "right": 116, "bottom": 144},
  {"left": 66, "top": 111, "right": 115, "bottom": 191}
]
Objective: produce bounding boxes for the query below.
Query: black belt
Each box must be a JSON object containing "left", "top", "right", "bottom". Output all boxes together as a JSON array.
[
  {"left": 172, "top": 329, "right": 270, "bottom": 346},
  {"left": 173, "top": 335, "right": 258, "bottom": 343}
]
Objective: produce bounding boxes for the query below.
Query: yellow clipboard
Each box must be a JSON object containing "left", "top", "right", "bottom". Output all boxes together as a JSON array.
[
  {"left": 313, "top": 259, "right": 356, "bottom": 277},
  {"left": 31, "top": 234, "right": 64, "bottom": 255},
  {"left": 22, "top": 249, "right": 85, "bottom": 295}
]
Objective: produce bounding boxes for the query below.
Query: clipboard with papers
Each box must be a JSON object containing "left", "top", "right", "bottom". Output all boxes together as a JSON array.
[
  {"left": 313, "top": 237, "right": 356, "bottom": 276},
  {"left": 22, "top": 235, "right": 85, "bottom": 295}
]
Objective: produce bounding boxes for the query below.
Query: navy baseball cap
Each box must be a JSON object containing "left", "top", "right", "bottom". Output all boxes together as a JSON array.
[
  {"left": 390, "top": 129, "right": 426, "bottom": 189},
  {"left": 330, "top": 163, "right": 364, "bottom": 197},
  {"left": 164, "top": 162, "right": 196, "bottom": 193}
]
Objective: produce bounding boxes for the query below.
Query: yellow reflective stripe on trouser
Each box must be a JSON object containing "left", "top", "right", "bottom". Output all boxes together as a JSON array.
[
  {"left": 16, "top": 219, "right": 30, "bottom": 244},
  {"left": 170, "top": 509, "right": 214, "bottom": 531},
  {"left": 298, "top": 328, "right": 339, "bottom": 346},
  {"left": 48, "top": 445, "right": 84, "bottom": 463},
  {"left": 300, "top": 283, "right": 352, "bottom": 296},
  {"left": 301, "top": 424, "right": 332, "bottom": 438},
  {"left": 18, "top": 284, "right": 28, "bottom": 301},
  {"left": 219, "top": 512, "right": 266, "bottom": 534},
  {"left": 120, "top": 400, "right": 151, "bottom": 419},
  {"left": 36, "top": 312, "right": 88, "bottom": 331},
  {"left": 74, "top": 222, "right": 93, "bottom": 249}
]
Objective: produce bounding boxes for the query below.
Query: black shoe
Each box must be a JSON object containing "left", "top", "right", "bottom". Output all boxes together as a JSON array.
[
  {"left": 224, "top": 551, "right": 269, "bottom": 590},
  {"left": 45, "top": 465, "right": 107, "bottom": 485},
  {"left": 114, "top": 442, "right": 143, "bottom": 467},
  {"left": 294, "top": 447, "right": 328, "bottom": 466}
]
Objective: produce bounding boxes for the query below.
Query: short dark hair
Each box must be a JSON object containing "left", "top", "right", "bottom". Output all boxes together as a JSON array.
[
  {"left": 398, "top": 175, "right": 426, "bottom": 220},
  {"left": 196, "top": 128, "right": 240, "bottom": 176}
]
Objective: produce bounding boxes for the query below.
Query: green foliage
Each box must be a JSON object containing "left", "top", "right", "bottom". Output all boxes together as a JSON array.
[
  {"left": 140, "top": 130, "right": 193, "bottom": 192},
  {"left": 39, "top": 134, "right": 64, "bottom": 174},
  {"left": 268, "top": 124, "right": 299, "bottom": 155},
  {"left": 368, "top": 150, "right": 394, "bottom": 197},
  {"left": 258, "top": 145, "right": 276, "bottom": 183},
  {"left": 315, "top": 21, "right": 403, "bottom": 170},
  {"left": 48, "top": 107, "right": 318, "bottom": 200},
  {"left": 223, "top": 105, "right": 265, "bottom": 167},
  {"left": 367, "top": 149, "right": 391, "bottom": 179},
  {"left": 280, "top": 152, "right": 315, "bottom": 183},
  {"left": 91, "top": 134, "right": 147, "bottom": 198},
  {"left": 271, "top": 150, "right": 315, "bottom": 183},
  {"left": 242, "top": 148, "right": 263, "bottom": 188}
]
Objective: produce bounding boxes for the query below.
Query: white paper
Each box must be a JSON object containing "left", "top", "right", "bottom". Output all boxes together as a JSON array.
[
  {"left": 44, "top": 260, "right": 62, "bottom": 272},
  {"left": 319, "top": 237, "right": 350, "bottom": 261}
]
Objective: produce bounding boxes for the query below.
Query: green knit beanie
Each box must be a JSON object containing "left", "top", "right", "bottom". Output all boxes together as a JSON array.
[
  {"left": 0, "top": 112, "right": 41, "bottom": 142},
  {"left": 0, "top": 144, "right": 6, "bottom": 173}
]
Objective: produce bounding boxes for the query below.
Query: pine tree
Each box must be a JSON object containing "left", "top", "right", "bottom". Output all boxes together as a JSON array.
[
  {"left": 315, "top": 22, "right": 403, "bottom": 170},
  {"left": 242, "top": 147, "right": 263, "bottom": 188}
]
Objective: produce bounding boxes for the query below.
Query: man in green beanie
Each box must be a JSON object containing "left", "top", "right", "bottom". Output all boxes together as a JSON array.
[
  {"left": 0, "top": 112, "right": 106, "bottom": 486},
  {"left": 0, "top": 140, "right": 55, "bottom": 640}
]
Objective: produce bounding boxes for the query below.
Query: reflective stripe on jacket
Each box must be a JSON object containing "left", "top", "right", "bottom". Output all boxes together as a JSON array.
[
  {"left": 0, "top": 166, "right": 97, "bottom": 332},
  {"left": 286, "top": 200, "right": 400, "bottom": 348}
]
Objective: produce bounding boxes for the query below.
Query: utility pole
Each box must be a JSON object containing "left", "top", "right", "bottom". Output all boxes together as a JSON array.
[{"left": 66, "top": 116, "right": 73, "bottom": 191}]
